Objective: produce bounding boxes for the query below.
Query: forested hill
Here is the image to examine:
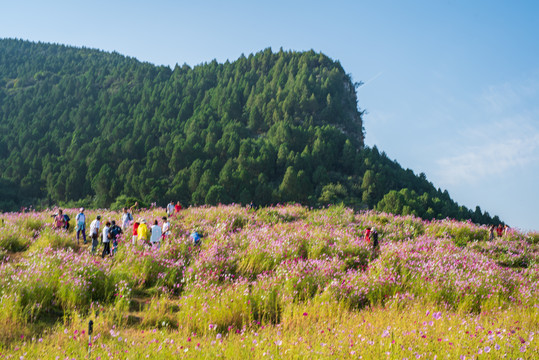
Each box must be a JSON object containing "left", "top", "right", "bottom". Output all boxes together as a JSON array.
[{"left": 0, "top": 39, "right": 500, "bottom": 225}]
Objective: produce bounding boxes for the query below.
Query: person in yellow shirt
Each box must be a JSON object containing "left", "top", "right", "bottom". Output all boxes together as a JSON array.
[{"left": 137, "top": 219, "right": 150, "bottom": 245}]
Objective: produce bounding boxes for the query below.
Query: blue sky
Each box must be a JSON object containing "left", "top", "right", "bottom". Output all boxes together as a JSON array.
[{"left": 2, "top": 0, "right": 538, "bottom": 231}]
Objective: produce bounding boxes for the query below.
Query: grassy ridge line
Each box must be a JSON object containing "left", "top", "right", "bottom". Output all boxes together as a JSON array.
[{"left": 0, "top": 205, "right": 537, "bottom": 358}]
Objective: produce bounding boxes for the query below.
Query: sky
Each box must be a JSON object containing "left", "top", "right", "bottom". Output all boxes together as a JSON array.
[{"left": 1, "top": 0, "right": 538, "bottom": 231}]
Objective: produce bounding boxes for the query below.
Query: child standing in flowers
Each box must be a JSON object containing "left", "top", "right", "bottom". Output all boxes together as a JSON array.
[
  {"left": 162, "top": 216, "right": 171, "bottom": 240},
  {"left": 89, "top": 215, "right": 101, "bottom": 254},
  {"left": 102, "top": 221, "right": 112, "bottom": 258},
  {"left": 75, "top": 208, "right": 86, "bottom": 244}
]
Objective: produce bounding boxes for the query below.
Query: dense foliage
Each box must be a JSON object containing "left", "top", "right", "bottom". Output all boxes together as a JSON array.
[
  {"left": 0, "top": 206, "right": 536, "bottom": 357},
  {"left": 0, "top": 38, "right": 500, "bottom": 224}
]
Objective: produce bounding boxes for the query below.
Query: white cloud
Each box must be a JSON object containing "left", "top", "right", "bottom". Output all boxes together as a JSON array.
[
  {"left": 480, "top": 76, "right": 539, "bottom": 112},
  {"left": 436, "top": 77, "right": 539, "bottom": 186},
  {"left": 437, "top": 129, "right": 539, "bottom": 185}
]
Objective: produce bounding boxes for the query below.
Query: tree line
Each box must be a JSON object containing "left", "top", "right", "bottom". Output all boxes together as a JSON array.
[{"left": 0, "top": 38, "right": 501, "bottom": 225}]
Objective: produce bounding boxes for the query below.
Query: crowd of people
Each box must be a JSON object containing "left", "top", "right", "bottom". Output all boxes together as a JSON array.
[
  {"left": 489, "top": 224, "right": 511, "bottom": 241},
  {"left": 52, "top": 201, "right": 184, "bottom": 258},
  {"left": 52, "top": 205, "right": 512, "bottom": 261}
]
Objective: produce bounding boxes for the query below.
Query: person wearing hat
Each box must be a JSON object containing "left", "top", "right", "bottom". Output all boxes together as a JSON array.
[
  {"left": 75, "top": 208, "right": 86, "bottom": 245},
  {"left": 89, "top": 215, "right": 101, "bottom": 254},
  {"left": 137, "top": 218, "right": 150, "bottom": 245}
]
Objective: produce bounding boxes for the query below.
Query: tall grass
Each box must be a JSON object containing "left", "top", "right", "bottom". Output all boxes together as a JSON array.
[{"left": 0, "top": 205, "right": 537, "bottom": 358}]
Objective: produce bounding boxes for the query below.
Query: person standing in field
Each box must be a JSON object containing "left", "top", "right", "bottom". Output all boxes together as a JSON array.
[
  {"left": 496, "top": 224, "right": 504, "bottom": 237},
  {"left": 54, "top": 209, "right": 65, "bottom": 229},
  {"left": 174, "top": 201, "right": 182, "bottom": 215},
  {"left": 102, "top": 221, "right": 112, "bottom": 258},
  {"left": 62, "top": 212, "right": 70, "bottom": 231},
  {"left": 371, "top": 227, "right": 380, "bottom": 259},
  {"left": 166, "top": 201, "right": 175, "bottom": 217},
  {"left": 121, "top": 207, "right": 134, "bottom": 230},
  {"left": 109, "top": 220, "right": 123, "bottom": 255},
  {"left": 75, "top": 208, "right": 86, "bottom": 244},
  {"left": 150, "top": 220, "right": 162, "bottom": 250},
  {"left": 162, "top": 216, "right": 171, "bottom": 240},
  {"left": 89, "top": 215, "right": 101, "bottom": 254},
  {"left": 488, "top": 224, "right": 495, "bottom": 241},
  {"left": 137, "top": 219, "right": 149, "bottom": 245},
  {"left": 364, "top": 227, "right": 372, "bottom": 244},
  {"left": 132, "top": 221, "right": 140, "bottom": 244}
]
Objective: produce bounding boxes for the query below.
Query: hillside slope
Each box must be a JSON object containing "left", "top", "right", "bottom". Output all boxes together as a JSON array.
[
  {"left": 0, "top": 205, "right": 537, "bottom": 356},
  {"left": 0, "top": 39, "right": 499, "bottom": 224}
]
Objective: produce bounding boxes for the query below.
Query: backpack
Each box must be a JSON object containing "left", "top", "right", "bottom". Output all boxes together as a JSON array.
[
  {"left": 63, "top": 214, "right": 70, "bottom": 223},
  {"left": 191, "top": 231, "right": 202, "bottom": 245},
  {"left": 372, "top": 231, "right": 379, "bottom": 247},
  {"left": 110, "top": 225, "right": 122, "bottom": 239}
]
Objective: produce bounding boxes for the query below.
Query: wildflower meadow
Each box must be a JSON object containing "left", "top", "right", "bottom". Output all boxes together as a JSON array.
[{"left": 0, "top": 205, "right": 537, "bottom": 359}]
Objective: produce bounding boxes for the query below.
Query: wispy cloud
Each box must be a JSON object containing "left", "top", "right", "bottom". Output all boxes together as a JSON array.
[
  {"left": 437, "top": 128, "right": 539, "bottom": 185},
  {"left": 481, "top": 76, "right": 539, "bottom": 112},
  {"left": 436, "top": 78, "right": 539, "bottom": 186}
]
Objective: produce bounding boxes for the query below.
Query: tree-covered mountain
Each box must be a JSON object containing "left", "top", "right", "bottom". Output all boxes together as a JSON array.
[{"left": 0, "top": 38, "right": 501, "bottom": 224}]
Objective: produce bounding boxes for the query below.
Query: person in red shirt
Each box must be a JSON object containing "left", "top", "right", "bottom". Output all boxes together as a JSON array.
[
  {"left": 364, "top": 227, "right": 372, "bottom": 244},
  {"left": 132, "top": 221, "right": 140, "bottom": 244},
  {"left": 174, "top": 201, "right": 182, "bottom": 214},
  {"left": 496, "top": 224, "right": 504, "bottom": 237}
]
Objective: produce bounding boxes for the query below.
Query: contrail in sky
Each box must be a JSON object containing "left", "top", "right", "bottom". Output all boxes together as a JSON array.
[{"left": 362, "top": 71, "right": 384, "bottom": 87}]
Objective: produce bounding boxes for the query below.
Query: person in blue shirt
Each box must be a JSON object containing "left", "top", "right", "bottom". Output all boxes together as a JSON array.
[{"left": 75, "top": 208, "right": 86, "bottom": 245}]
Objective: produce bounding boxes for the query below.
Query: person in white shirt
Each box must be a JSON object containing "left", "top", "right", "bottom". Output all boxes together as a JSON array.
[
  {"left": 102, "top": 221, "right": 111, "bottom": 258},
  {"left": 75, "top": 208, "right": 86, "bottom": 245},
  {"left": 166, "top": 201, "right": 175, "bottom": 217},
  {"left": 89, "top": 215, "right": 101, "bottom": 254},
  {"left": 121, "top": 207, "right": 133, "bottom": 230},
  {"left": 150, "top": 220, "right": 162, "bottom": 250},
  {"left": 162, "top": 216, "right": 171, "bottom": 240}
]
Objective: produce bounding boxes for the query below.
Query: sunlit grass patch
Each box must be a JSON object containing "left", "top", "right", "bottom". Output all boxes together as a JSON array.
[{"left": 0, "top": 205, "right": 537, "bottom": 358}]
